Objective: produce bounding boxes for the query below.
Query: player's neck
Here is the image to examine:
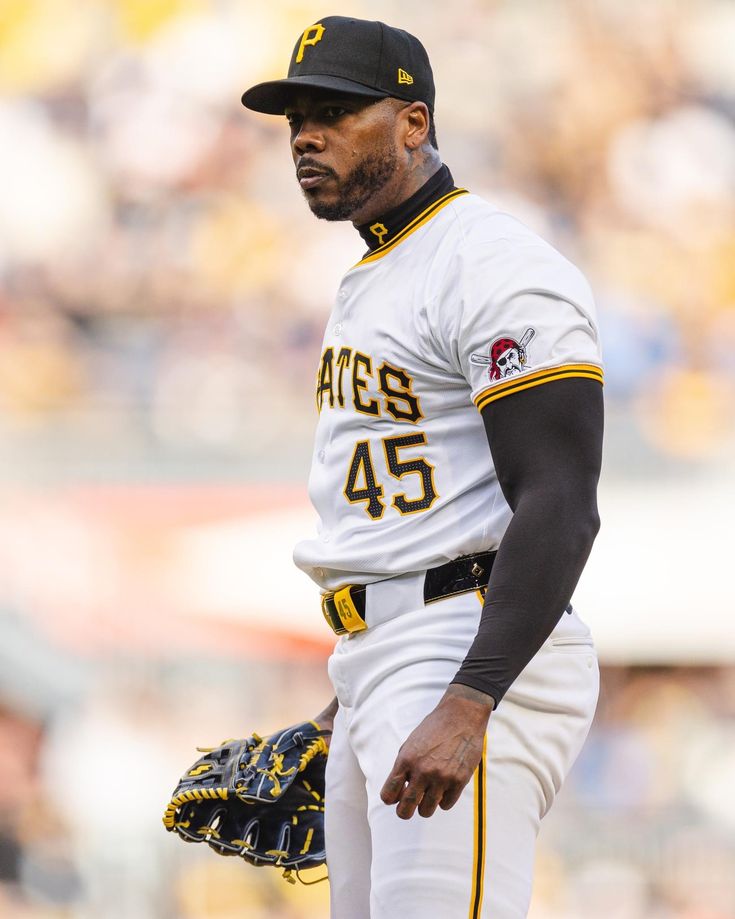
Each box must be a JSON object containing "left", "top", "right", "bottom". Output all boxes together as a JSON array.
[{"left": 355, "top": 163, "right": 456, "bottom": 252}]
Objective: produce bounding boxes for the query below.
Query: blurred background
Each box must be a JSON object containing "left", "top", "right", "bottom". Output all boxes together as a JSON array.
[{"left": 1, "top": 0, "right": 734, "bottom": 916}]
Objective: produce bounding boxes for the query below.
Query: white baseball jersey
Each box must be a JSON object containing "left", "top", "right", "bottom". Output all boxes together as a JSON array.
[{"left": 294, "top": 190, "right": 603, "bottom": 591}]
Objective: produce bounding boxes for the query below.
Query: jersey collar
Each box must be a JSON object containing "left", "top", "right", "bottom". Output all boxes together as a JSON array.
[{"left": 355, "top": 165, "right": 468, "bottom": 264}]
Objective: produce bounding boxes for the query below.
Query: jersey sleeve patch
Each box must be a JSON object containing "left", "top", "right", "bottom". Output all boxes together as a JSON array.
[
  {"left": 473, "top": 362, "right": 603, "bottom": 412},
  {"left": 470, "top": 328, "right": 537, "bottom": 381}
]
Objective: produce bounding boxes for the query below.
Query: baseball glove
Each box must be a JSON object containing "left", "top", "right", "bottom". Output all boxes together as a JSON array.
[{"left": 163, "top": 721, "right": 330, "bottom": 882}]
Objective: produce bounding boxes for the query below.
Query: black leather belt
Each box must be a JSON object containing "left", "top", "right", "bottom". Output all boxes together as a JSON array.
[{"left": 321, "top": 551, "right": 497, "bottom": 636}]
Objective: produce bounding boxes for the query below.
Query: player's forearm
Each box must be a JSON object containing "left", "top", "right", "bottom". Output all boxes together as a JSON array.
[{"left": 452, "top": 486, "right": 599, "bottom": 704}]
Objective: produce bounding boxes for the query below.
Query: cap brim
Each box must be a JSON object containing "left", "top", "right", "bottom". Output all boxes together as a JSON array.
[{"left": 241, "top": 74, "right": 389, "bottom": 114}]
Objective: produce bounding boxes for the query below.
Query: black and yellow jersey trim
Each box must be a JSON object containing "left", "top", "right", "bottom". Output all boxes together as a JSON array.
[
  {"left": 354, "top": 188, "right": 469, "bottom": 267},
  {"left": 474, "top": 363, "right": 603, "bottom": 412}
]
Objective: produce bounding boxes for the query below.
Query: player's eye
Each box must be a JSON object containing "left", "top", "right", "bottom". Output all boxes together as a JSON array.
[{"left": 322, "top": 106, "right": 347, "bottom": 119}]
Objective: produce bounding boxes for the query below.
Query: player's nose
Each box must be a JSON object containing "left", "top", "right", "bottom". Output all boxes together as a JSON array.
[{"left": 291, "top": 120, "right": 326, "bottom": 156}]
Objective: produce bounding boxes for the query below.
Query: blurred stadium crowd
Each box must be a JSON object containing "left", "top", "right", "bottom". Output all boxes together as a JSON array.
[
  {"left": 1, "top": 0, "right": 735, "bottom": 480},
  {"left": 1, "top": 0, "right": 735, "bottom": 917}
]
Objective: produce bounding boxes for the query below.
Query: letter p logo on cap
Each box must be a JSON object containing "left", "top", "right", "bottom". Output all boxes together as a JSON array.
[{"left": 296, "top": 23, "right": 325, "bottom": 63}]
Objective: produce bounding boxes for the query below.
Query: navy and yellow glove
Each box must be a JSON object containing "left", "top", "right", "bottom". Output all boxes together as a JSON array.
[{"left": 163, "top": 721, "right": 330, "bottom": 881}]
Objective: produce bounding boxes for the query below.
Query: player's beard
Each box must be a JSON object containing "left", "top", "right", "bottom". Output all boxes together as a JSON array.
[{"left": 304, "top": 143, "right": 400, "bottom": 222}]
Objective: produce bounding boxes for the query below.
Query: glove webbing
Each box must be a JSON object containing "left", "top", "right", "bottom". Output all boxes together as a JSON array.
[{"left": 162, "top": 787, "right": 228, "bottom": 830}]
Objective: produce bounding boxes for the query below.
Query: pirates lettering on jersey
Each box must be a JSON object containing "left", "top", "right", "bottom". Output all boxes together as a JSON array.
[
  {"left": 316, "top": 346, "right": 335, "bottom": 410},
  {"left": 316, "top": 346, "right": 423, "bottom": 422}
]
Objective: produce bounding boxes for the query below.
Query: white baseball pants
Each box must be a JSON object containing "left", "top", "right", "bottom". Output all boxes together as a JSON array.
[{"left": 324, "top": 576, "right": 599, "bottom": 919}]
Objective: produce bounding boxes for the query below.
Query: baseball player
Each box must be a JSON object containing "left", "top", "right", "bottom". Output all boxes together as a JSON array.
[{"left": 242, "top": 15, "right": 603, "bottom": 919}]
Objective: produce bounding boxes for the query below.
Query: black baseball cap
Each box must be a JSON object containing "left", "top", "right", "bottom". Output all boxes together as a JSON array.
[{"left": 241, "top": 16, "right": 435, "bottom": 115}]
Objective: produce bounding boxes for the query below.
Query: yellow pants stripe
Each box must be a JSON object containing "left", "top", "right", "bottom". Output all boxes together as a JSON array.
[{"left": 469, "top": 734, "right": 488, "bottom": 918}]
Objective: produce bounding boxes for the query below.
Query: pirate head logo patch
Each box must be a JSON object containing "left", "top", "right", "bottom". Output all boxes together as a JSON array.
[{"left": 470, "top": 328, "right": 536, "bottom": 380}]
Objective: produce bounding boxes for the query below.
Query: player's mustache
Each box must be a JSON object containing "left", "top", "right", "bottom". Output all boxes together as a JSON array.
[{"left": 296, "top": 158, "right": 337, "bottom": 180}]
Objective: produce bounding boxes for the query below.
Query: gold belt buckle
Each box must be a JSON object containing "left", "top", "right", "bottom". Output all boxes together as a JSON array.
[
  {"left": 321, "top": 593, "right": 342, "bottom": 633},
  {"left": 322, "top": 586, "right": 367, "bottom": 635}
]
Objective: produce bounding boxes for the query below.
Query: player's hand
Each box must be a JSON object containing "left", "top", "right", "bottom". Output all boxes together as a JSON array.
[
  {"left": 313, "top": 696, "right": 338, "bottom": 743},
  {"left": 380, "top": 684, "right": 494, "bottom": 820}
]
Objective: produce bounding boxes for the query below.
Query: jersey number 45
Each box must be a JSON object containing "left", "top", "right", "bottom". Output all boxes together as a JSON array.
[{"left": 343, "top": 432, "right": 438, "bottom": 519}]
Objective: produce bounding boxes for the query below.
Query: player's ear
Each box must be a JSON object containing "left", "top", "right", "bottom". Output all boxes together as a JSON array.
[{"left": 402, "top": 102, "right": 430, "bottom": 151}]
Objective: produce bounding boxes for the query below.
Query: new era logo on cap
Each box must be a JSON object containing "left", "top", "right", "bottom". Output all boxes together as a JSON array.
[{"left": 242, "top": 16, "right": 435, "bottom": 115}]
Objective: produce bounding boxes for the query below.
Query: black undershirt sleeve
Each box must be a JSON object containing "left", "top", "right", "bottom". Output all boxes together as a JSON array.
[{"left": 450, "top": 377, "right": 604, "bottom": 707}]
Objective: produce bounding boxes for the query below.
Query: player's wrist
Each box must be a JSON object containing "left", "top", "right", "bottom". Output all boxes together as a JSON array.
[
  {"left": 444, "top": 682, "right": 496, "bottom": 714},
  {"left": 313, "top": 696, "right": 338, "bottom": 733}
]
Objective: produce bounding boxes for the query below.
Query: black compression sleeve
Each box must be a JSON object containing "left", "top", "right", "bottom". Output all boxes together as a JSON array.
[{"left": 451, "top": 377, "right": 604, "bottom": 706}]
